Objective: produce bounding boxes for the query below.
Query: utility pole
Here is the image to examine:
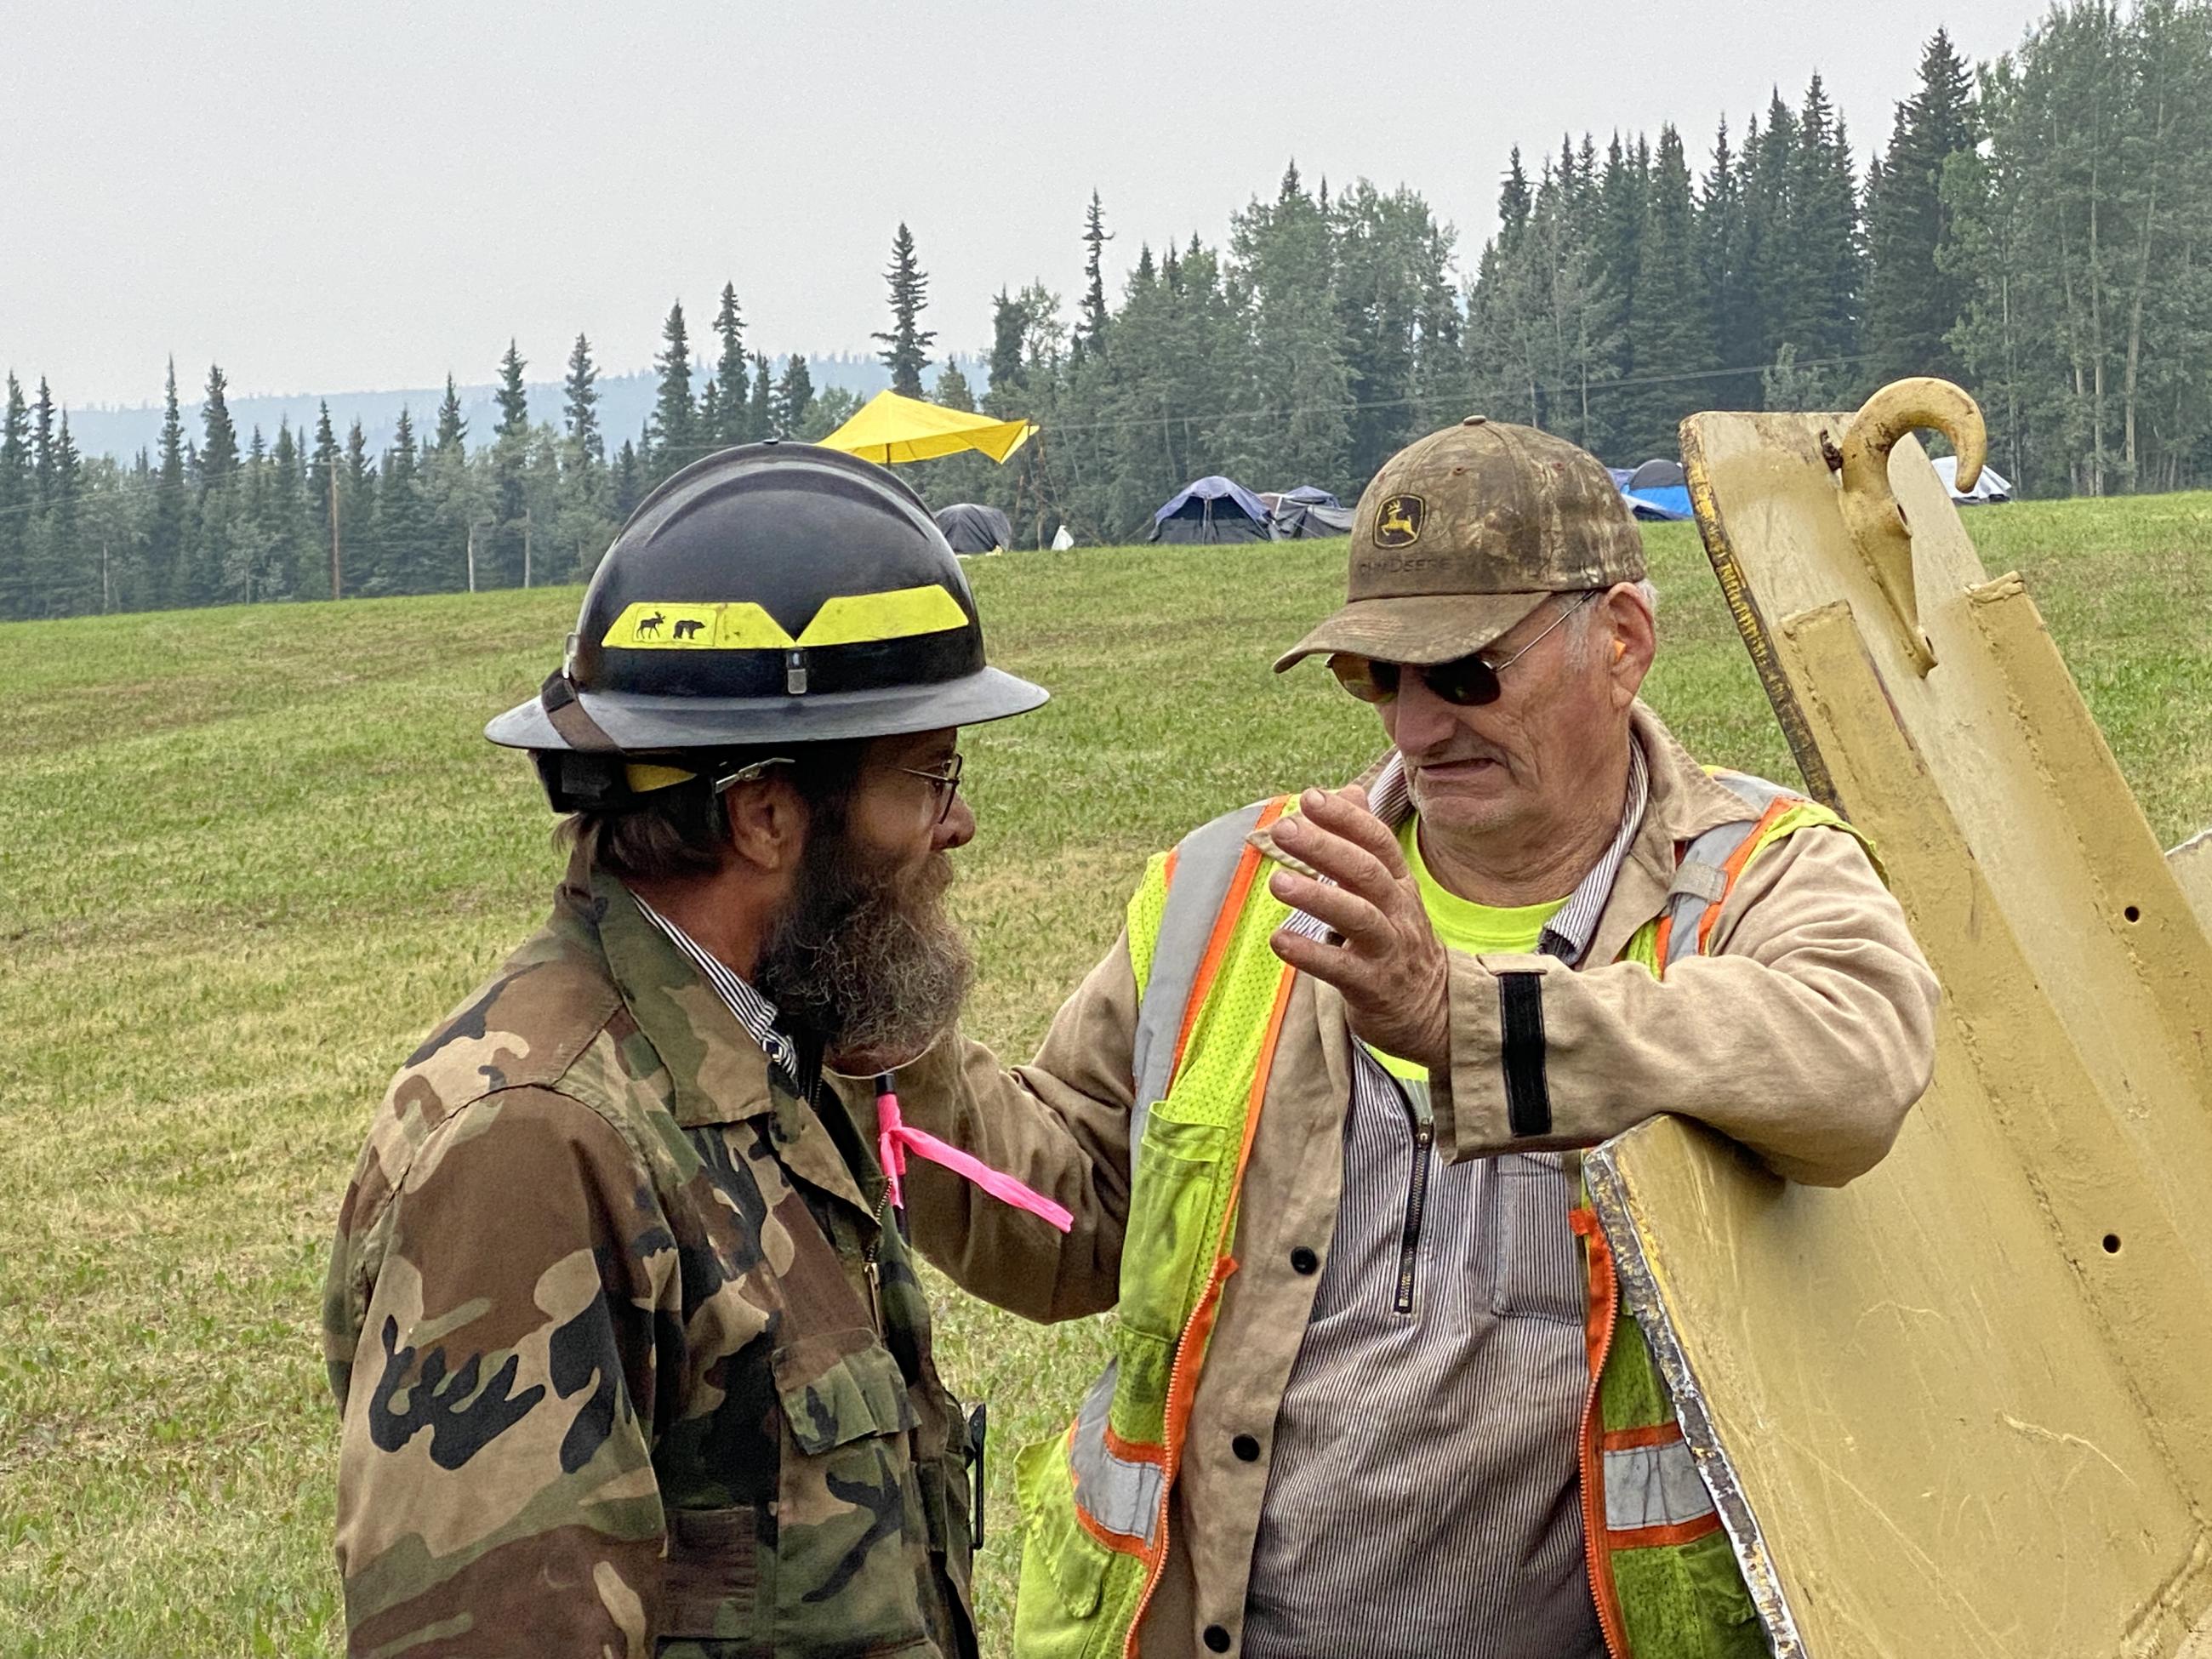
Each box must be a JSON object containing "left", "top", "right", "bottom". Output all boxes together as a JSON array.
[
  {"left": 101, "top": 541, "right": 111, "bottom": 613},
  {"left": 328, "top": 470, "right": 343, "bottom": 600},
  {"left": 466, "top": 519, "right": 493, "bottom": 594},
  {"left": 522, "top": 508, "right": 533, "bottom": 589}
]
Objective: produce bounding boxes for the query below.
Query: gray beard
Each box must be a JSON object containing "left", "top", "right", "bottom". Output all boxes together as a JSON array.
[{"left": 754, "top": 826, "right": 973, "bottom": 1071}]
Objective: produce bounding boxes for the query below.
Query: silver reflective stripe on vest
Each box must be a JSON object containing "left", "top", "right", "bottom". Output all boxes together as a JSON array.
[
  {"left": 1602, "top": 1435, "right": 1718, "bottom": 1532},
  {"left": 1658, "top": 772, "right": 1799, "bottom": 972},
  {"left": 1065, "top": 1360, "right": 1165, "bottom": 1543},
  {"left": 1128, "top": 801, "right": 1270, "bottom": 1152}
]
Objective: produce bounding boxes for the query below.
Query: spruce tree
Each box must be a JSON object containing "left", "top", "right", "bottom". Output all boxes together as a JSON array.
[
  {"left": 613, "top": 440, "right": 643, "bottom": 519},
  {"left": 650, "top": 302, "right": 697, "bottom": 471},
  {"left": 200, "top": 364, "right": 239, "bottom": 486},
  {"left": 748, "top": 352, "right": 774, "bottom": 441},
  {"left": 874, "top": 224, "right": 937, "bottom": 396},
  {"left": 150, "top": 361, "right": 190, "bottom": 607},
  {"left": 1079, "top": 191, "right": 1114, "bottom": 357},
  {"left": 712, "top": 284, "right": 748, "bottom": 446},
  {"left": 988, "top": 288, "right": 1031, "bottom": 405},
  {"left": 495, "top": 340, "right": 531, "bottom": 440},
  {"left": 563, "top": 334, "right": 602, "bottom": 466},
  {"left": 380, "top": 408, "right": 439, "bottom": 593},
  {"left": 311, "top": 402, "right": 341, "bottom": 598},
  {"left": 342, "top": 419, "right": 378, "bottom": 590},
  {"left": 268, "top": 419, "right": 307, "bottom": 598},
  {"left": 776, "top": 354, "right": 815, "bottom": 436},
  {"left": 1618, "top": 127, "right": 1718, "bottom": 456},
  {"left": 1865, "top": 28, "right": 1980, "bottom": 384},
  {"left": 435, "top": 375, "right": 469, "bottom": 454},
  {"left": 0, "top": 375, "right": 30, "bottom": 618}
]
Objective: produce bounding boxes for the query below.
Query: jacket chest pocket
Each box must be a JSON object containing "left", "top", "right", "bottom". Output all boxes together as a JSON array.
[
  {"left": 1485, "top": 1152, "right": 1586, "bottom": 1325},
  {"left": 767, "top": 1330, "right": 936, "bottom": 1655}
]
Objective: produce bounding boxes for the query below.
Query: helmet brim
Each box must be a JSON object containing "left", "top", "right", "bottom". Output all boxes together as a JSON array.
[{"left": 487, "top": 664, "right": 1049, "bottom": 752}]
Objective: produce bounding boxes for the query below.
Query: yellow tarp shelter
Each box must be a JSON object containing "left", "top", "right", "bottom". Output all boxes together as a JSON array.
[{"left": 817, "top": 391, "right": 1035, "bottom": 466}]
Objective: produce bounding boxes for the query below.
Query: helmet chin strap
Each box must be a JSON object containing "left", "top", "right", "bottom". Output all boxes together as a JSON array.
[{"left": 537, "top": 669, "right": 624, "bottom": 752}]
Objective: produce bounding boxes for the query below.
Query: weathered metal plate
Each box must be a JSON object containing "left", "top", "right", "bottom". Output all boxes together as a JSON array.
[{"left": 1582, "top": 405, "right": 2212, "bottom": 1657}]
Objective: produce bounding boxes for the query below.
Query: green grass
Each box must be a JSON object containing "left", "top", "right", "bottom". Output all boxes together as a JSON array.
[{"left": 2, "top": 497, "right": 2208, "bottom": 1656}]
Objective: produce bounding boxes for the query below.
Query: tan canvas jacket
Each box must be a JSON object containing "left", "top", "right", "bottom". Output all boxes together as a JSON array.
[{"left": 858, "top": 702, "right": 1941, "bottom": 1658}]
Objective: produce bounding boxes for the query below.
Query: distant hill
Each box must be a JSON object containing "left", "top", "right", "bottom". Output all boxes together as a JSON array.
[{"left": 64, "top": 351, "right": 993, "bottom": 463}]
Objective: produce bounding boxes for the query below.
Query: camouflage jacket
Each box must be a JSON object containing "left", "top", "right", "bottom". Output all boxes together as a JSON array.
[{"left": 322, "top": 854, "right": 978, "bottom": 1658}]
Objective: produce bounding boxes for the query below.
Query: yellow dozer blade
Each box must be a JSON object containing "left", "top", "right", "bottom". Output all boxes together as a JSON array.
[{"left": 1585, "top": 379, "right": 2212, "bottom": 1657}]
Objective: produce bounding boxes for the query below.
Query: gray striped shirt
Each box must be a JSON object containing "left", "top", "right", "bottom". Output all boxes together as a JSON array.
[
  {"left": 630, "top": 892, "right": 820, "bottom": 1100},
  {"left": 1242, "top": 744, "right": 1647, "bottom": 1659}
]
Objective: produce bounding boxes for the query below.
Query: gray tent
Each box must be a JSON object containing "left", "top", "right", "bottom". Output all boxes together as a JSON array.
[
  {"left": 1264, "top": 487, "right": 1355, "bottom": 539},
  {"left": 933, "top": 502, "right": 1014, "bottom": 554}
]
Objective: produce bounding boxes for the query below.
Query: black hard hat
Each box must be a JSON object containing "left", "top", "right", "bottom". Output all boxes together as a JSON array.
[{"left": 487, "top": 442, "right": 1046, "bottom": 778}]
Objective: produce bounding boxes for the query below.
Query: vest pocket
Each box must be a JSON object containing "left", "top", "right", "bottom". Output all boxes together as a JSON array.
[
  {"left": 1116, "top": 1114, "right": 1230, "bottom": 1345},
  {"left": 1485, "top": 1152, "right": 1585, "bottom": 1324},
  {"left": 1012, "top": 1434, "right": 1127, "bottom": 1659}
]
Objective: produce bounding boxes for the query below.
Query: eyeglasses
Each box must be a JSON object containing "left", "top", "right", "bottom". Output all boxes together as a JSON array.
[
  {"left": 899, "top": 752, "right": 965, "bottom": 824},
  {"left": 1328, "top": 590, "right": 1598, "bottom": 708}
]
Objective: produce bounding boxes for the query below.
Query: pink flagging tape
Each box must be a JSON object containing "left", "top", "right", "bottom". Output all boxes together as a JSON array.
[{"left": 875, "top": 1084, "right": 1075, "bottom": 1234}]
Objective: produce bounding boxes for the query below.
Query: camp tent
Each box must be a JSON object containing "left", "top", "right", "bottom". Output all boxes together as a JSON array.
[
  {"left": 818, "top": 391, "right": 1035, "bottom": 466},
  {"left": 1149, "top": 476, "right": 1271, "bottom": 544},
  {"left": 1263, "top": 485, "right": 1354, "bottom": 539},
  {"left": 1626, "top": 457, "right": 1685, "bottom": 491},
  {"left": 1933, "top": 454, "right": 2014, "bottom": 504},
  {"left": 1622, "top": 484, "right": 1695, "bottom": 522},
  {"left": 933, "top": 503, "right": 1013, "bottom": 554}
]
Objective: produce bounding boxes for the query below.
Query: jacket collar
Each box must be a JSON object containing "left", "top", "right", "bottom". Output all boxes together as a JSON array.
[
  {"left": 1248, "top": 700, "right": 1764, "bottom": 966},
  {"left": 554, "top": 851, "right": 879, "bottom": 1217}
]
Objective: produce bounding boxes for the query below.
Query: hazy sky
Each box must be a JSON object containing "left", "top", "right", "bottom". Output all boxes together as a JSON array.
[{"left": 3, "top": 0, "right": 2053, "bottom": 408}]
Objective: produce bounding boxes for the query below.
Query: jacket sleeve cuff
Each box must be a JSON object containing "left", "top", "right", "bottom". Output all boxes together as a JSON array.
[{"left": 1435, "top": 949, "right": 1566, "bottom": 1161}]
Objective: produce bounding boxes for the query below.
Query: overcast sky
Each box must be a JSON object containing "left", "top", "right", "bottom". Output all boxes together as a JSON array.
[{"left": 3, "top": 0, "right": 2053, "bottom": 408}]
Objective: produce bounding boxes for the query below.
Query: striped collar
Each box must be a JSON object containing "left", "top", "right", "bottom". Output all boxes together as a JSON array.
[
  {"left": 1277, "top": 738, "right": 1650, "bottom": 968},
  {"left": 627, "top": 891, "right": 815, "bottom": 1093}
]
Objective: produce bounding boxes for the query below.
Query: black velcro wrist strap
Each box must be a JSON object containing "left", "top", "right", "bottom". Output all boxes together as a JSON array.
[{"left": 1497, "top": 972, "right": 1552, "bottom": 1138}]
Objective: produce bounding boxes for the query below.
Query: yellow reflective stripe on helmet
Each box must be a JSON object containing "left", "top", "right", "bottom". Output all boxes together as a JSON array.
[
  {"left": 600, "top": 585, "right": 965, "bottom": 652},
  {"left": 601, "top": 601, "right": 797, "bottom": 650},
  {"left": 624, "top": 762, "right": 696, "bottom": 794},
  {"left": 796, "top": 584, "right": 966, "bottom": 646}
]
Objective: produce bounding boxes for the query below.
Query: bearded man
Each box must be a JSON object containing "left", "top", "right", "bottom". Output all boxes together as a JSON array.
[{"left": 322, "top": 446, "right": 1062, "bottom": 1658}]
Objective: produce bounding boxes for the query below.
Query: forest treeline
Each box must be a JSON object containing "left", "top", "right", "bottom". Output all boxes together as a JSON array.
[{"left": 3, "top": 3, "right": 2207, "bottom": 620}]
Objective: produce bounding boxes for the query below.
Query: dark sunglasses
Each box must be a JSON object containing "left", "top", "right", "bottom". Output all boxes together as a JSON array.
[{"left": 1328, "top": 591, "right": 1596, "bottom": 707}]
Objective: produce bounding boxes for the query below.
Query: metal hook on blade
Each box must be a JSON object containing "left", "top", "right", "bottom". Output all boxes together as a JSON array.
[{"left": 1833, "top": 376, "right": 1987, "bottom": 677}]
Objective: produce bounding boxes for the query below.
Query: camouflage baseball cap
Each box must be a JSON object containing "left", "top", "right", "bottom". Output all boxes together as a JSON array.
[{"left": 1274, "top": 416, "right": 1645, "bottom": 670}]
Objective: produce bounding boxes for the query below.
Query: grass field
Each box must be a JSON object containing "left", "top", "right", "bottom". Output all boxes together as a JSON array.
[{"left": 3, "top": 495, "right": 2209, "bottom": 1656}]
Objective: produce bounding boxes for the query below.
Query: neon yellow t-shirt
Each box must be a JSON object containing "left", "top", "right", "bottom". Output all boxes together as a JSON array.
[{"left": 1371, "top": 817, "right": 1567, "bottom": 1081}]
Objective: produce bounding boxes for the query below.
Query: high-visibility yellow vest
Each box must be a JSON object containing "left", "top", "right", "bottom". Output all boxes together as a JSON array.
[{"left": 1013, "top": 773, "right": 1856, "bottom": 1659}]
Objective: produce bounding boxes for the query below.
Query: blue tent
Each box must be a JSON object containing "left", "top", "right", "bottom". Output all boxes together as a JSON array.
[
  {"left": 1622, "top": 484, "right": 1694, "bottom": 522},
  {"left": 1280, "top": 484, "right": 1342, "bottom": 508},
  {"left": 1149, "top": 476, "right": 1271, "bottom": 544}
]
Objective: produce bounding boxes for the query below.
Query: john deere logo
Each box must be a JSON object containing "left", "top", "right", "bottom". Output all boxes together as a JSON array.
[{"left": 1375, "top": 493, "right": 1425, "bottom": 548}]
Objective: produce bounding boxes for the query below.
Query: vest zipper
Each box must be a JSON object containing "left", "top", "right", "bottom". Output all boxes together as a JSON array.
[{"left": 1394, "top": 1100, "right": 1434, "bottom": 1316}]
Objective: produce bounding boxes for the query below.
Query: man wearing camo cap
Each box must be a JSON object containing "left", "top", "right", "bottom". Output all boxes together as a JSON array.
[{"left": 850, "top": 417, "right": 1939, "bottom": 1658}]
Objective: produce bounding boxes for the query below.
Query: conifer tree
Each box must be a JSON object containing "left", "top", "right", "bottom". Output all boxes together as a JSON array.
[
  {"left": 713, "top": 284, "right": 748, "bottom": 446},
  {"left": 1079, "top": 191, "right": 1114, "bottom": 357},
  {"left": 495, "top": 341, "right": 531, "bottom": 441},
  {"left": 1617, "top": 127, "right": 1718, "bottom": 455},
  {"left": 379, "top": 407, "right": 440, "bottom": 593},
  {"left": 435, "top": 375, "right": 469, "bottom": 454},
  {"left": 267, "top": 419, "right": 307, "bottom": 598},
  {"left": 874, "top": 224, "right": 937, "bottom": 396},
  {"left": 776, "top": 354, "right": 815, "bottom": 437},
  {"left": 149, "top": 361, "right": 190, "bottom": 607},
  {"left": 0, "top": 375, "right": 30, "bottom": 618},
  {"left": 613, "top": 440, "right": 643, "bottom": 519},
  {"left": 563, "top": 334, "right": 602, "bottom": 466},
  {"left": 200, "top": 364, "right": 239, "bottom": 486},
  {"left": 1866, "top": 28, "right": 1979, "bottom": 384},
  {"left": 748, "top": 353, "right": 774, "bottom": 441},
  {"left": 491, "top": 340, "right": 533, "bottom": 584},
  {"left": 311, "top": 402, "right": 341, "bottom": 598},
  {"left": 647, "top": 302, "right": 697, "bottom": 473}
]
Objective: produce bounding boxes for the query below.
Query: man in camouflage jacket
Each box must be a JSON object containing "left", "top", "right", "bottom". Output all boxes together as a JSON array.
[{"left": 322, "top": 443, "right": 1052, "bottom": 1657}]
